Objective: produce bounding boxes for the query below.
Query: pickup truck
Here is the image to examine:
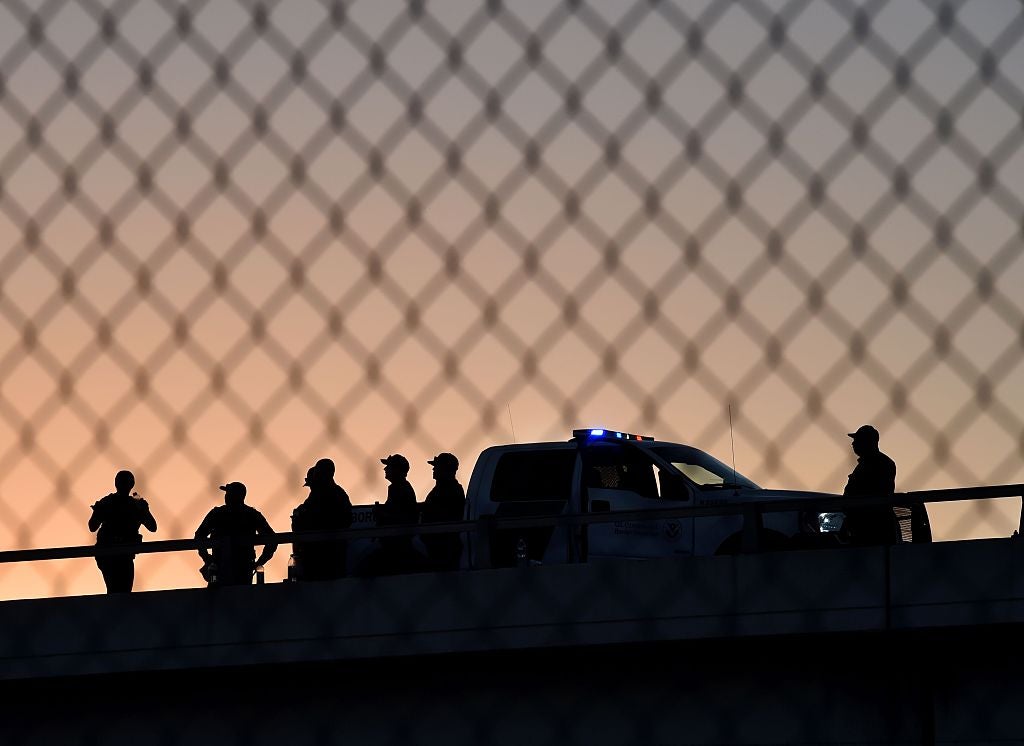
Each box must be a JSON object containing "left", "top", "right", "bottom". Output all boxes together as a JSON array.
[{"left": 347, "top": 428, "right": 930, "bottom": 572}]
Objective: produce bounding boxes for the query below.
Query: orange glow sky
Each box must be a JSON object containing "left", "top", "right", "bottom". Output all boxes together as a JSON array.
[{"left": 1, "top": 1, "right": 1023, "bottom": 599}]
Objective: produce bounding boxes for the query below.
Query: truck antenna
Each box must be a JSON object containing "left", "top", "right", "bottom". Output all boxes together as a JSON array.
[
  {"left": 728, "top": 403, "right": 738, "bottom": 487},
  {"left": 507, "top": 402, "right": 517, "bottom": 444}
]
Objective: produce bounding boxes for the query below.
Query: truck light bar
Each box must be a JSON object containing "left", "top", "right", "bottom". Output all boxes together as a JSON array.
[{"left": 572, "top": 428, "right": 654, "bottom": 442}]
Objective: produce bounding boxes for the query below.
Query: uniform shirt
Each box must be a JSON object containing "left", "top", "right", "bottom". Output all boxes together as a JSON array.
[
  {"left": 195, "top": 504, "right": 277, "bottom": 566},
  {"left": 292, "top": 483, "right": 353, "bottom": 531},
  {"left": 420, "top": 479, "right": 465, "bottom": 523},
  {"left": 92, "top": 493, "right": 154, "bottom": 545},
  {"left": 843, "top": 450, "right": 897, "bottom": 497},
  {"left": 375, "top": 479, "right": 418, "bottom": 526},
  {"left": 292, "top": 483, "right": 353, "bottom": 579},
  {"left": 843, "top": 448, "right": 898, "bottom": 545},
  {"left": 420, "top": 478, "right": 466, "bottom": 567}
]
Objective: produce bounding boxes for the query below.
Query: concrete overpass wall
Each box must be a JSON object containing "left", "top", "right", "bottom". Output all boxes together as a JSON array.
[{"left": 2, "top": 540, "right": 1024, "bottom": 744}]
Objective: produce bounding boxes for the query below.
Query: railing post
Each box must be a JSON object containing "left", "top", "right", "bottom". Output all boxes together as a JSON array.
[
  {"left": 1019, "top": 491, "right": 1024, "bottom": 537},
  {"left": 476, "top": 515, "right": 494, "bottom": 570}
]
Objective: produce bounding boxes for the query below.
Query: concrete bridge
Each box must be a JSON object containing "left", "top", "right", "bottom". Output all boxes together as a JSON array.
[{"left": 2, "top": 539, "right": 1024, "bottom": 745}]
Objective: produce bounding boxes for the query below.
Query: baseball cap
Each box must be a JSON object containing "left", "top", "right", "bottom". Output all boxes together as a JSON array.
[
  {"left": 428, "top": 452, "right": 459, "bottom": 470},
  {"left": 380, "top": 454, "right": 410, "bottom": 471},
  {"left": 219, "top": 481, "right": 247, "bottom": 497},
  {"left": 847, "top": 425, "right": 879, "bottom": 442}
]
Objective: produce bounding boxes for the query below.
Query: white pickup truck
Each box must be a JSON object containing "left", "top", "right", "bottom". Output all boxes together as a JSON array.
[{"left": 349, "top": 428, "right": 930, "bottom": 572}]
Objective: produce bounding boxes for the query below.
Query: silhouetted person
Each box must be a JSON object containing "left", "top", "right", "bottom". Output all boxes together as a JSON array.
[
  {"left": 195, "top": 482, "right": 277, "bottom": 586},
  {"left": 420, "top": 452, "right": 466, "bottom": 571},
  {"left": 842, "top": 425, "right": 900, "bottom": 546},
  {"left": 292, "top": 458, "right": 353, "bottom": 580},
  {"left": 88, "top": 470, "right": 158, "bottom": 593},
  {"left": 363, "top": 454, "right": 418, "bottom": 575}
]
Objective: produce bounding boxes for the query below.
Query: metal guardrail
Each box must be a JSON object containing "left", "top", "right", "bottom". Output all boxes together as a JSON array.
[{"left": 0, "top": 484, "right": 1020, "bottom": 569}]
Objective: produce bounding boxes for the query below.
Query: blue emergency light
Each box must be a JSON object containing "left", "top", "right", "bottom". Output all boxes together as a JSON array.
[{"left": 572, "top": 428, "right": 654, "bottom": 442}]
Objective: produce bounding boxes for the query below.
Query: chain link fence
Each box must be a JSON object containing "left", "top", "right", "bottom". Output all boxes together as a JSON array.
[{"left": 0, "top": 0, "right": 1023, "bottom": 599}]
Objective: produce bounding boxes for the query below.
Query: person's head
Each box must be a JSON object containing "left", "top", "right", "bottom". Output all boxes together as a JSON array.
[
  {"left": 380, "top": 454, "right": 410, "bottom": 482},
  {"left": 220, "top": 481, "right": 246, "bottom": 507},
  {"left": 114, "top": 470, "right": 135, "bottom": 495},
  {"left": 848, "top": 425, "right": 880, "bottom": 457},
  {"left": 314, "top": 458, "right": 336, "bottom": 482},
  {"left": 428, "top": 452, "right": 459, "bottom": 480},
  {"left": 304, "top": 458, "right": 335, "bottom": 489}
]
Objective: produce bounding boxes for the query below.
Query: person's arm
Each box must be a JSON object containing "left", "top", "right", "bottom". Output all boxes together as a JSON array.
[
  {"left": 373, "top": 498, "right": 389, "bottom": 526},
  {"left": 88, "top": 501, "right": 103, "bottom": 533},
  {"left": 339, "top": 489, "right": 353, "bottom": 529},
  {"left": 448, "top": 485, "right": 466, "bottom": 521},
  {"left": 843, "top": 463, "right": 863, "bottom": 497},
  {"left": 405, "top": 484, "right": 419, "bottom": 524},
  {"left": 195, "top": 514, "right": 213, "bottom": 564},
  {"left": 137, "top": 496, "right": 157, "bottom": 533},
  {"left": 255, "top": 514, "right": 277, "bottom": 567}
]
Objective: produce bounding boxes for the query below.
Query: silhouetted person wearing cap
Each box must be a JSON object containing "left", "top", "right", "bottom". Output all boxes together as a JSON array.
[
  {"left": 88, "top": 470, "right": 158, "bottom": 593},
  {"left": 292, "top": 458, "right": 353, "bottom": 581},
  {"left": 843, "top": 425, "right": 900, "bottom": 546},
  {"left": 420, "top": 452, "right": 466, "bottom": 571},
  {"left": 195, "top": 482, "right": 277, "bottom": 586},
  {"left": 363, "top": 454, "right": 419, "bottom": 575}
]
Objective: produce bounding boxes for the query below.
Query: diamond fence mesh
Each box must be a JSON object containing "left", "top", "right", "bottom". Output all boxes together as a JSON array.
[{"left": 0, "top": 0, "right": 1023, "bottom": 602}]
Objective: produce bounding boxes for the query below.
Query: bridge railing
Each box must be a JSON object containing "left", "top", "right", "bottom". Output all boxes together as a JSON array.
[{"left": 0, "top": 483, "right": 1020, "bottom": 587}]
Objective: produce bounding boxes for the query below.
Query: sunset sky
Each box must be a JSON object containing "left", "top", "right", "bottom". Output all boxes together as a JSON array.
[{"left": 1, "top": 0, "right": 1023, "bottom": 598}]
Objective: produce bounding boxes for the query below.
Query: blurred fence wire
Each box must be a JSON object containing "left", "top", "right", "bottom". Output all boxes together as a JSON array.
[{"left": 1, "top": 0, "right": 1023, "bottom": 598}]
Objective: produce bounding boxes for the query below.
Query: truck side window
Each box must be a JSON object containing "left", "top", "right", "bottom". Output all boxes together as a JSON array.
[
  {"left": 491, "top": 450, "right": 575, "bottom": 502},
  {"left": 657, "top": 468, "right": 690, "bottom": 501},
  {"left": 584, "top": 445, "right": 660, "bottom": 500}
]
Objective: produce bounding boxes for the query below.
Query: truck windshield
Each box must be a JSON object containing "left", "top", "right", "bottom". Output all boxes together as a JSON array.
[{"left": 652, "top": 446, "right": 760, "bottom": 490}]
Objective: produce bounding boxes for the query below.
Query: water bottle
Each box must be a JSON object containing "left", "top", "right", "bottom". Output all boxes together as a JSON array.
[
  {"left": 287, "top": 554, "right": 297, "bottom": 582},
  {"left": 516, "top": 537, "right": 528, "bottom": 568},
  {"left": 255, "top": 564, "right": 265, "bottom": 585}
]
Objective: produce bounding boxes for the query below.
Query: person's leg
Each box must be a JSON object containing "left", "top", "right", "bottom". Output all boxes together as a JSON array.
[
  {"left": 327, "top": 540, "right": 347, "bottom": 580},
  {"left": 225, "top": 561, "right": 254, "bottom": 585},
  {"left": 395, "top": 539, "right": 421, "bottom": 575},
  {"left": 99, "top": 558, "right": 134, "bottom": 593},
  {"left": 299, "top": 547, "right": 329, "bottom": 581},
  {"left": 443, "top": 537, "right": 463, "bottom": 571},
  {"left": 97, "top": 558, "right": 114, "bottom": 593},
  {"left": 353, "top": 546, "right": 382, "bottom": 577}
]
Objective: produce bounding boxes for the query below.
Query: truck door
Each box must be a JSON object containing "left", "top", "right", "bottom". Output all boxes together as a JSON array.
[
  {"left": 484, "top": 447, "right": 577, "bottom": 567},
  {"left": 584, "top": 443, "right": 694, "bottom": 560}
]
